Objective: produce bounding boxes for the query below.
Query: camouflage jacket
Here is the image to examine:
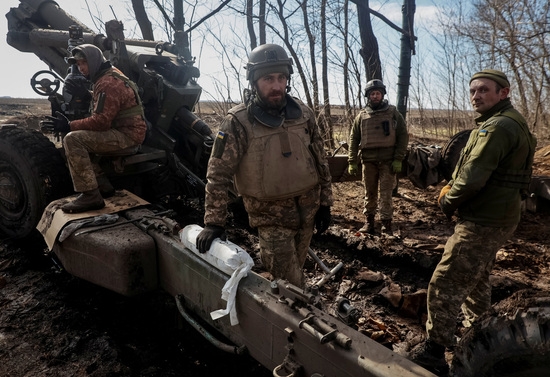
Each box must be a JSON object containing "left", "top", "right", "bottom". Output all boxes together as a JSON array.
[
  {"left": 70, "top": 64, "right": 147, "bottom": 145},
  {"left": 204, "top": 95, "right": 333, "bottom": 229}
]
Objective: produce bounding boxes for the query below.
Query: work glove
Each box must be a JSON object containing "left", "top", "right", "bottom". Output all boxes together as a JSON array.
[
  {"left": 196, "top": 224, "right": 226, "bottom": 254},
  {"left": 314, "top": 205, "right": 331, "bottom": 234},
  {"left": 348, "top": 162, "right": 359, "bottom": 176},
  {"left": 438, "top": 184, "right": 452, "bottom": 205},
  {"left": 41, "top": 111, "right": 70, "bottom": 134},
  {"left": 391, "top": 160, "right": 402, "bottom": 174}
]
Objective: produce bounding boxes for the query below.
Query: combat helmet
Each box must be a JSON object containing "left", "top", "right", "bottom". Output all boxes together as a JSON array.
[
  {"left": 246, "top": 44, "right": 294, "bottom": 84},
  {"left": 364, "top": 79, "right": 386, "bottom": 97}
]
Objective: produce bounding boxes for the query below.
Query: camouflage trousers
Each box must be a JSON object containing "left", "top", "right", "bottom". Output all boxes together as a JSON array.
[
  {"left": 257, "top": 221, "right": 315, "bottom": 288},
  {"left": 362, "top": 160, "right": 395, "bottom": 220},
  {"left": 426, "top": 220, "right": 517, "bottom": 346},
  {"left": 63, "top": 129, "right": 139, "bottom": 192}
]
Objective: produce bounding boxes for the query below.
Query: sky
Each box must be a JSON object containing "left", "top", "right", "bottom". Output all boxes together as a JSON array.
[{"left": 1, "top": 0, "right": 442, "bottom": 100}]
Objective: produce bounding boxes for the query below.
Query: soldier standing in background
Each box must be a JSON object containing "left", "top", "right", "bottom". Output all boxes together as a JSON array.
[
  {"left": 347, "top": 79, "right": 409, "bottom": 235},
  {"left": 196, "top": 44, "right": 333, "bottom": 288},
  {"left": 410, "top": 69, "right": 536, "bottom": 374}
]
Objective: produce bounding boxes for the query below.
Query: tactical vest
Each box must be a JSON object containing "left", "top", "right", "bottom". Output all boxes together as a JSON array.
[
  {"left": 486, "top": 109, "right": 536, "bottom": 192},
  {"left": 104, "top": 69, "right": 144, "bottom": 120},
  {"left": 229, "top": 105, "right": 319, "bottom": 201},
  {"left": 359, "top": 105, "right": 397, "bottom": 149}
]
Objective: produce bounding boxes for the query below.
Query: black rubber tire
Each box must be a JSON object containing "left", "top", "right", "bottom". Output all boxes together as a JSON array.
[
  {"left": 439, "top": 129, "right": 473, "bottom": 182},
  {"left": 0, "top": 126, "right": 72, "bottom": 239},
  {"left": 451, "top": 290, "right": 550, "bottom": 377}
]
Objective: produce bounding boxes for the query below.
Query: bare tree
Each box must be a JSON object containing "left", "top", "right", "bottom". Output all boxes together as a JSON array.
[
  {"left": 352, "top": 0, "right": 382, "bottom": 80},
  {"left": 131, "top": 0, "right": 154, "bottom": 40}
]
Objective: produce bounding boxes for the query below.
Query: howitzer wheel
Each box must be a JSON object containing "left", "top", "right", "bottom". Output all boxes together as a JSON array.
[
  {"left": 439, "top": 129, "right": 473, "bottom": 182},
  {"left": 0, "top": 126, "right": 72, "bottom": 239},
  {"left": 450, "top": 290, "right": 550, "bottom": 377}
]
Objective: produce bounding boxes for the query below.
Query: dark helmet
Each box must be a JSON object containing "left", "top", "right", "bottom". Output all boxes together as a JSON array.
[
  {"left": 246, "top": 44, "right": 294, "bottom": 83},
  {"left": 364, "top": 79, "right": 386, "bottom": 97}
]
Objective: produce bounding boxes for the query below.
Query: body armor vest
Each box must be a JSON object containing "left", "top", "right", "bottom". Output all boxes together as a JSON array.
[
  {"left": 229, "top": 104, "right": 319, "bottom": 200},
  {"left": 359, "top": 105, "right": 396, "bottom": 149}
]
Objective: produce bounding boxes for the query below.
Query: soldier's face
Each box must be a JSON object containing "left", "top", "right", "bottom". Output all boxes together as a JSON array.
[
  {"left": 470, "top": 78, "right": 510, "bottom": 114},
  {"left": 256, "top": 73, "right": 288, "bottom": 109},
  {"left": 368, "top": 90, "right": 383, "bottom": 106},
  {"left": 76, "top": 60, "right": 89, "bottom": 77}
]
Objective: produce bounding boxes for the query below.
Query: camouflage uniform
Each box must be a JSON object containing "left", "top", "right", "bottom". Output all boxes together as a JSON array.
[
  {"left": 204, "top": 95, "right": 333, "bottom": 287},
  {"left": 427, "top": 98, "right": 536, "bottom": 346},
  {"left": 64, "top": 44, "right": 146, "bottom": 192},
  {"left": 348, "top": 101, "right": 408, "bottom": 220}
]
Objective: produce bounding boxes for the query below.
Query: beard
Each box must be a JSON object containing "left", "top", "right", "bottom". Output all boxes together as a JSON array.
[{"left": 258, "top": 89, "right": 286, "bottom": 110}]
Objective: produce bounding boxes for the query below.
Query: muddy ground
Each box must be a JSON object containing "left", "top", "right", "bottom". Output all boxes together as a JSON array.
[{"left": 1, "top": 98, "right": 550, "bottom": 376}]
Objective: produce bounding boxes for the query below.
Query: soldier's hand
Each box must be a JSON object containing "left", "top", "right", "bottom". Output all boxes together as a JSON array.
[
  {"left": 391, "top": 160, "right": 402, "bottom": 174},
  {"left": 196, "top": 225, "right": 226, "bottom": 253},
  {"left": 315, "top": 205, "right": 331, "bottom": 234},
  {"left": 438, "top": 184, "right": 452, "bottom": 205},
  {"left": 41, "top": 111, "right": 70, "bottom": 134},
  {"left": 348, "top": 162, "right": 359, "bottom": 176}
]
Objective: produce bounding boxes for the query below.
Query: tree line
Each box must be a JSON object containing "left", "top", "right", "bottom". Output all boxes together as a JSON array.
[{"left": 112, "top": 0, "right": 549, "bottom": 145}]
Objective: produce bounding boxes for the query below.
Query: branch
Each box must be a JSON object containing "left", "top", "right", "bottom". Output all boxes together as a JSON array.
[{"left": 350, "top": 0, "right": 418, "bottom": 40}]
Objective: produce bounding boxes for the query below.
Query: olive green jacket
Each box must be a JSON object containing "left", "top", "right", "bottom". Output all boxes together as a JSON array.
[{"left": 441, "top": 99, "right": 536, "bottom": 227}]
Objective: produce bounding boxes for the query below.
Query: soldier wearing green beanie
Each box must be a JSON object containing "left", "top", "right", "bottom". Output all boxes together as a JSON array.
[{"left": 409, "top": 69, "right": 537, "bottom": 374}]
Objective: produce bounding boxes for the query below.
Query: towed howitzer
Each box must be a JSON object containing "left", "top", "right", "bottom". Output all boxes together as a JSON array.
[{"left": 3, "top": 2, "right": 550, "bottom": 377}]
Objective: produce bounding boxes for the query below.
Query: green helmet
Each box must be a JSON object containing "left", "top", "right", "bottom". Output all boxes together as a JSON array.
[
  {"left": 246, "top": 44, "right": 293, "bottom": 83},
  {"left": 364, "top": 79, "right": 386, "bottom": 97}
]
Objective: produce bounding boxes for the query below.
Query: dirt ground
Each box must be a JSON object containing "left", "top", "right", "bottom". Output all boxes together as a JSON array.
[{"left": 1, "top": 98, "right": 550, "bottom": 376}]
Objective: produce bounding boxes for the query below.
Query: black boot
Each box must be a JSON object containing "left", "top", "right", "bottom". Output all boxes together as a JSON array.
[
  {"left": 359, "top": 214, "right": 375, "bottom": 234},
  {"left": 62, "top": 188, "right": 105, "bottom": 213},
  {"left": 409, "top": 338, "right": 448, "bottom": 375},
  {"left": 381, "top": 219, "right": 392, "bottom": 235}
]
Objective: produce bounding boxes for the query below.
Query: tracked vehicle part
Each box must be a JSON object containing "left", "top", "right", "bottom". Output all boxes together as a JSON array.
[
  {"left": 0, "top": 126, "right": 72, "bottom": 239},
  {"left": 451, "top": 291, "right": 550, "bottom": 377},
  {"left": 439, "top": 129, "right": 472, "bottom": 182}
]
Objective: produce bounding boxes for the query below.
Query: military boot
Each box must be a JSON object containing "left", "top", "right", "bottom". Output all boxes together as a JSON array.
[
  {"left": 62, "top": 188, "right": 105, "bottom": 213},
  {"left": 381, "top": 219, "right": 393, "bottom": 235},
  {"left": 359, "top": 214, "right": 375, "bottom": 234},
  {"left": 97, "top": 174, "right": 115, "bottom": 198},
  {"left": 409, "top": 338, "right": 448, "bottom": 375}
]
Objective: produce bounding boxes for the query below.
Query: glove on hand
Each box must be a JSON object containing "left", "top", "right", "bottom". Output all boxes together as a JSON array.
[
  {"left": 348, "top": 162, "right": 359, "bottom": 176},
  {"left": 438, "top": 184, "right": 452, "bottom": 205},
  {"left": 391, "top": 160, "right": 402, "bottom": 174},
  {"left": 41, "top": 111, "right": 70, "bottom": 134},
  {"left": 315, "top": 205, "right": 331, "bottom": 234},
  {"left": 196, "top": 225, "right": 226, "bottom": 254}
]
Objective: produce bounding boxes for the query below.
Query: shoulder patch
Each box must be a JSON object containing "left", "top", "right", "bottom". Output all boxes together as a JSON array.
[
  {"left": 212, "top": 131, "right": 227, "bottom": 159},
  {"left": 478, "top": 129, "right": 489, "bottom": 137}
]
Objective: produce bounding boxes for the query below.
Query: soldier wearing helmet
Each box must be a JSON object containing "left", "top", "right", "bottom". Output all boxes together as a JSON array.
[
  {"left": 347, "top": 79, "right": 409, "bottom": 235},
  {"left": 196, "top": 44, "right": 333, "bottom": 288}
]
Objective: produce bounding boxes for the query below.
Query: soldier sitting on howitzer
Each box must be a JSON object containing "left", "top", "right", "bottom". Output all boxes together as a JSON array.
[{"left": 42, "top": 44, "right": 147, "bottom": 213}]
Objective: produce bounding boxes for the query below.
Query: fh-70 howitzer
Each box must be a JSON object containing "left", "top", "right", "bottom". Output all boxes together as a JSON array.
[{"left": 3, "top": 1, "right": 549, "bottom": 377}]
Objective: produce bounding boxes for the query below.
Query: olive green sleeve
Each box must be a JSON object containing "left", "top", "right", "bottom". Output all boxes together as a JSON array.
[
  {"left": 348, "top": 114, "right": 362, "bottom": 163},
  {"left": 393, "top": 109, "right": 409, "bottom": 161}
]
